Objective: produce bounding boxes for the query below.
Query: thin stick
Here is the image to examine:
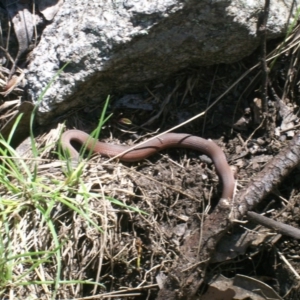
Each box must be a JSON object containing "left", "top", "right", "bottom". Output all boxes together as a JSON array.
[{"left": 247, "top": 211, "right": 300, "bottom": 240}]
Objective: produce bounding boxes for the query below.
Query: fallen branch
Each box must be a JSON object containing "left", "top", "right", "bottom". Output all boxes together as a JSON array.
[{"left": 233, "top": 132, "right": 300, "bottom": 219}]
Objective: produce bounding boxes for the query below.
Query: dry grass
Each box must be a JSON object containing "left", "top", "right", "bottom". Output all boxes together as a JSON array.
[{"left": 0, "top": 123, "right": 154, "bottom": 299}]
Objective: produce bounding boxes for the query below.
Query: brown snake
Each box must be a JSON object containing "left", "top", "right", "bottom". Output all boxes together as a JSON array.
[{"left": 61, "top": 130, "right": 235, "bottom": 200}]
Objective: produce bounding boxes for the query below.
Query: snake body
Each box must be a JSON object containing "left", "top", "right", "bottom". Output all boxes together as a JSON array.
[{"left": 61, "top": 130, "right": 235, "bottom": 200}]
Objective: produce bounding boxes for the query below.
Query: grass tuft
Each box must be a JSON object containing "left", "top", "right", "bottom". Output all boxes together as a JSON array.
[{"left": 0, "top": 71, "right": 146, "bottom": 298}]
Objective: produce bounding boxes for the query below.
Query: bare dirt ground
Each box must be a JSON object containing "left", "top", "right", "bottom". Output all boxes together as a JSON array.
[{"left": 1, "top": 25, "right": 300, "bottom": 300}]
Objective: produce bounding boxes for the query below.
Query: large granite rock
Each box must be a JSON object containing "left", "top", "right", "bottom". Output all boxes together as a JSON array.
[{"left": 23, "top": 0, "right": 296, "bottom": 124}]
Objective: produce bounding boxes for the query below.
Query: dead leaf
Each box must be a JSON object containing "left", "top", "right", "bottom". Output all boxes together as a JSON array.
[
  {"left": 202, "top": 284, "right": 235, "bottom": 300},
  {"left": 0, "top": 71, "right": 25, "bottom": 96},
  {"left": 233, "top": 274, "right": 282, "bottom": 300},
  {"left": 114, "top": 94, "right": 154, "bottom": 111},
  {"left": 5, "top": 1, "right": 34, "bottom": 75},
  {"left": 37, "top": 0, "right": 64, "bottom": 21},
  {"left": 202, "top": 274, "right": 282, "bottom": 300},
  {"left": 212, "top": 230, "right": 278, "bottom": 263}
]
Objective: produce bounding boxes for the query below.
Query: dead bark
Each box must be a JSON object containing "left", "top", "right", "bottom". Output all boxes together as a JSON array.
[{"left": 233, "top": 132, "right": 300, "bottom": 219}]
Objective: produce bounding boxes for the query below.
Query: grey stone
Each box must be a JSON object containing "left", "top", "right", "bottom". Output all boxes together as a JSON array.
[{"left": 24, "top": 0, "right": 296, "bottom": 124}]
